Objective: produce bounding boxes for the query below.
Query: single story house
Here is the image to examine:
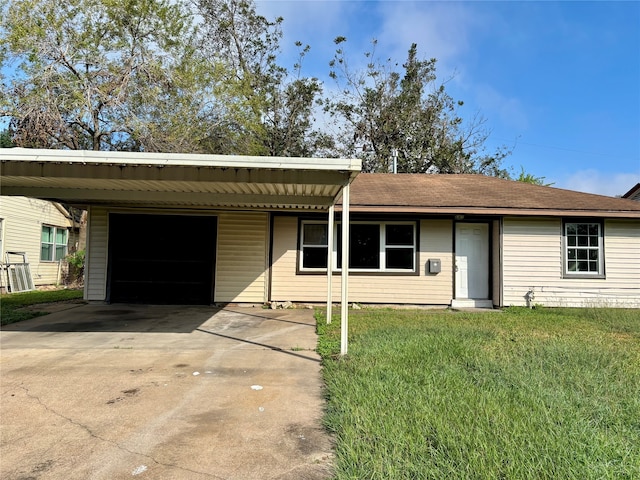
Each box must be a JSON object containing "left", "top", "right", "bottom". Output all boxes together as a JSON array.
[
  {"left": 1, "top": 148, "right": 639, "bottom": 309},
  {"left": 0, "top": 196, "right": 77, "bottom": 291},
  {"left": 280, "top": 173, "right": 640, "bottom": 309}
]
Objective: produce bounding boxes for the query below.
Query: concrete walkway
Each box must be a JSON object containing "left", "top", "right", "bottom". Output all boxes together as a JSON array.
[{"left": 1, "top": 305, "right": 333, "bottom": 480}]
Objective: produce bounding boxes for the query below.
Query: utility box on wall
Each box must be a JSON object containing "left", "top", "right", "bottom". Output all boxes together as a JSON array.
[{"left": 428, "top": 258, "right": 441, "bottom": 274}]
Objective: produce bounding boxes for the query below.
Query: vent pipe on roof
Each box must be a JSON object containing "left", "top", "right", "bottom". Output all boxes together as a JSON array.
[{"left": 392, "top": 148, "right": 398, "bottom": 174}]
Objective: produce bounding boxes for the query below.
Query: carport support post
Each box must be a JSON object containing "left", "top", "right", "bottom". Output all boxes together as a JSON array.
[
  {"left": 326, "top": 204, "right": 335, "bottom": 324},
  {"left": 340, "top": 183, "right": 350, "bottom": 356}
]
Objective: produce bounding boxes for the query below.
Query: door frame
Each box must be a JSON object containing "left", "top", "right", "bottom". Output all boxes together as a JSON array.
[{"left": 452, "top": 221, "right": 493, "bottom": 308}]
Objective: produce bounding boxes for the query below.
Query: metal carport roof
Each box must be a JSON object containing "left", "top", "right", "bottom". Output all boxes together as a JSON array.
[
  {"left": 0, "top": 148, "right": 361, "bottom": 210},
  {"left": 1, "top": 148, "right": 360, "bottom": 355}
]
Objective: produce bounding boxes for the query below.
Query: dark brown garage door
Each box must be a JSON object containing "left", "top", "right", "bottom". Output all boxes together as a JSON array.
[{"left": 108, "top": 213, "right": 217, "bottom": 304}]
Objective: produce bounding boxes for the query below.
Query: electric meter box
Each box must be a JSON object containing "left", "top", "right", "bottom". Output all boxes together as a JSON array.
[{"left": 428, "top": 258, "right": 441, "bottom": 274}]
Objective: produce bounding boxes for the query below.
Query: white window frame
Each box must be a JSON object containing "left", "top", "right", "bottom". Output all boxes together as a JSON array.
[
  {"left": 563, "top": 220, "right": 604, "bottom": 278},
  {"left": 300, "top": 221, "right": 330, "bottom": 271},
  {"left": 299, "top": 220, "right": 417, "bottom": 273},
  {"left": 41, "top": 225, "right": 68, "bottom": 262}
]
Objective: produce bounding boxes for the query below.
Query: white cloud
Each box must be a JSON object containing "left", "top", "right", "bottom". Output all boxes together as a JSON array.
[
  {"left": 256, "top": 1, "right": 484, "bottom": 81},
  {"left": 554, "top": 170, "right": 640, "bottom": 197}
]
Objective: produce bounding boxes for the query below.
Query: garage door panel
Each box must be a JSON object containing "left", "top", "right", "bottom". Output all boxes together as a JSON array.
[{"left": 108, "top": 214, "right": 216, "bottom": 304}]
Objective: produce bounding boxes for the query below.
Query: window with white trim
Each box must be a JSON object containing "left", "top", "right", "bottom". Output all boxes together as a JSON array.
[
  {"left": 301, "top": 222, "right": 329, "bottom": 269},
  {"left": 564, "top": 221, "right": 604, "bottom": 277},
  {"left": 299, "top": 220, "right": 417, "bottom": 272},
  {"left": 41, "top": 225, "right": 68, "bottom": 262}
]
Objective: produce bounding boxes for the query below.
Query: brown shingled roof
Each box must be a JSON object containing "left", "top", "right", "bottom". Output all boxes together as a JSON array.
[{"left": 342, "top": 174, "right": 640, "bottom": 218}]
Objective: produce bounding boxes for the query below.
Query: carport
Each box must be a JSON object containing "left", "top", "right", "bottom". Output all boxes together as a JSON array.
[{"left": 0, "top": 148, "right": 360, "bottom": 354}]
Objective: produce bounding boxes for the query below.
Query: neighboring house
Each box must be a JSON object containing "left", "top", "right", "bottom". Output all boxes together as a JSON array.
[
  {"left": 1, "top": 149, "right": 639, "bottom": 308},
  {"left": 0, "top": 196, "right": 73, "bottom": 290},
  {"left": 622, "top": 183, "right": 640, "bottom": 202}
]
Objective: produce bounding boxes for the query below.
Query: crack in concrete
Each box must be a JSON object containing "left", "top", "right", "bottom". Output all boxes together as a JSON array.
[{"left": 17, "top": 384, "right": 224, "bottom": 479}]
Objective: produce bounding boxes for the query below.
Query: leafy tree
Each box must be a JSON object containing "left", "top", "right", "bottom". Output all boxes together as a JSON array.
[
  {"left": 0, "top": 0, "right": 220, "bottom": 151},
  {"left": 195, "top": 0, "right": 331, "bottom": 156},
  {"left": 326, "top": 39, "right": 510, "bottom": 175},
  {"left": 260, "top": 45, "right": 336, "bottom": 157},
  {"left": 1, "top": 0, "right": 512, "bottom": 169},
  {"left": 0, "top": 128, "right": 13, "bottom": 147},
  {"left": 515, "top": 166, "right": 554, "bottom": 186}
]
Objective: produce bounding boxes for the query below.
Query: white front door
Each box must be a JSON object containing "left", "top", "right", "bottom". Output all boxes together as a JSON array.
[{"left": 455, "top": 223, "right": 489, "bottom": 303}]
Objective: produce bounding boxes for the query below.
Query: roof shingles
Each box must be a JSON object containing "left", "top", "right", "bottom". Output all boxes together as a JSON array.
[{"left": 344, "top": 174, "right": 640, "bottom": 218}]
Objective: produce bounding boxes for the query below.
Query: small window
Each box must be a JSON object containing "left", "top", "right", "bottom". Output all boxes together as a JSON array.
[
  {"left": 385, "top": 224, "right": 415, "bottom": 269},
  {"left": 301, "top": 223, "right": 328, "bottom": 269},
  {"left": 300, "top": 220, "right": 416, "bottom": 273},
  {"left": 41, "top": 225, "right": 68, "bottom": 261},
  {"left": 564, "top": 221, "right": 604, "bottom": 277}
]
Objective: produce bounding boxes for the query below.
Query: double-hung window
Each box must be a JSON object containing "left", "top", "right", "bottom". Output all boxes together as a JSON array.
[
  {"left": 563, "top": 220, "right": 604, "bottom": 277},
  {"left": 41, "top": 225, "right": 68, "bottom": 262},
  {"left": 299, "top": 220, "right": 417, "bottom": 273},
  {"left": 301, "top": 222, "right": 329, "bottom": 269}
]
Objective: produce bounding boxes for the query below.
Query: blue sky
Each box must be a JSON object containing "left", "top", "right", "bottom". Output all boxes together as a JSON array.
[{"left": 257, "top": 0, "right": 640, "bottom": 196}]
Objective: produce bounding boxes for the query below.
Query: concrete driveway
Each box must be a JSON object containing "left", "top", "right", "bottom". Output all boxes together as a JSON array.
[{"left": 0, "top": 304, "right": 333, "bottom": 480}]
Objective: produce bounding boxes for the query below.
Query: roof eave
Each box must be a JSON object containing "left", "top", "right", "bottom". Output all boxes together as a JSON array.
[{"left": 343, "top": 205, "right": 640, "bottom": 218}]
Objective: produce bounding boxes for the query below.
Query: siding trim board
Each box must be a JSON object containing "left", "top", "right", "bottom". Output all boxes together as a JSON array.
[{"left": 345, "top": 207, "right": 640, "bottom": 218}]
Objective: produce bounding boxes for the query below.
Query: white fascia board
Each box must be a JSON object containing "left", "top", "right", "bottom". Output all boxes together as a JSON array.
[{"left": 0, "top": 148, "right": 362, "bottom": 173}]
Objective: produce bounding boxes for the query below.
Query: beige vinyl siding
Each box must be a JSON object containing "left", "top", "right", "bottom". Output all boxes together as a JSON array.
[
  {"left": 271, "top": 216, "right": 453, "bottom": 305},
  {"left": 492, "top": 219, "right": 502, "bottom": 306},
  {"left": 0, "top": 196, "right": 71, "bottom": 286},
  {"left": 502, "top": 217, "right": 640, "bottom": 307},
  {"left": 85, "top": 206, "right": 109, "bottom": 301},
  {"left": 85, "top": 209, "right": 269, "bottom": 303},
  {"left": 603, "top": 219, "right": 640, "bottom": 306},
  {"left": 214, "top": 211, "right": 269, "bottom": 303},
  {"left": 420, "top": 219, "right": 454, "bottom": 304}
]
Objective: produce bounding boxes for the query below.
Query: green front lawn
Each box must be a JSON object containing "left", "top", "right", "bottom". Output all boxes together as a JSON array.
[
  {"left": 317, "top": 307, "right": 640, "bottom": 479},
  {"left": 1, "top": 288, "right": 84, "bottom": 325}
]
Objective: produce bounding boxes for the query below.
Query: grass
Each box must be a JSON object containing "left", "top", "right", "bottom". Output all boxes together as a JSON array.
[
  {"left": 317, "top": 307, "right": 640, "bottom": 479},
  {"left": 1, "top": 288, "right": 84, "bottom": 325}
]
